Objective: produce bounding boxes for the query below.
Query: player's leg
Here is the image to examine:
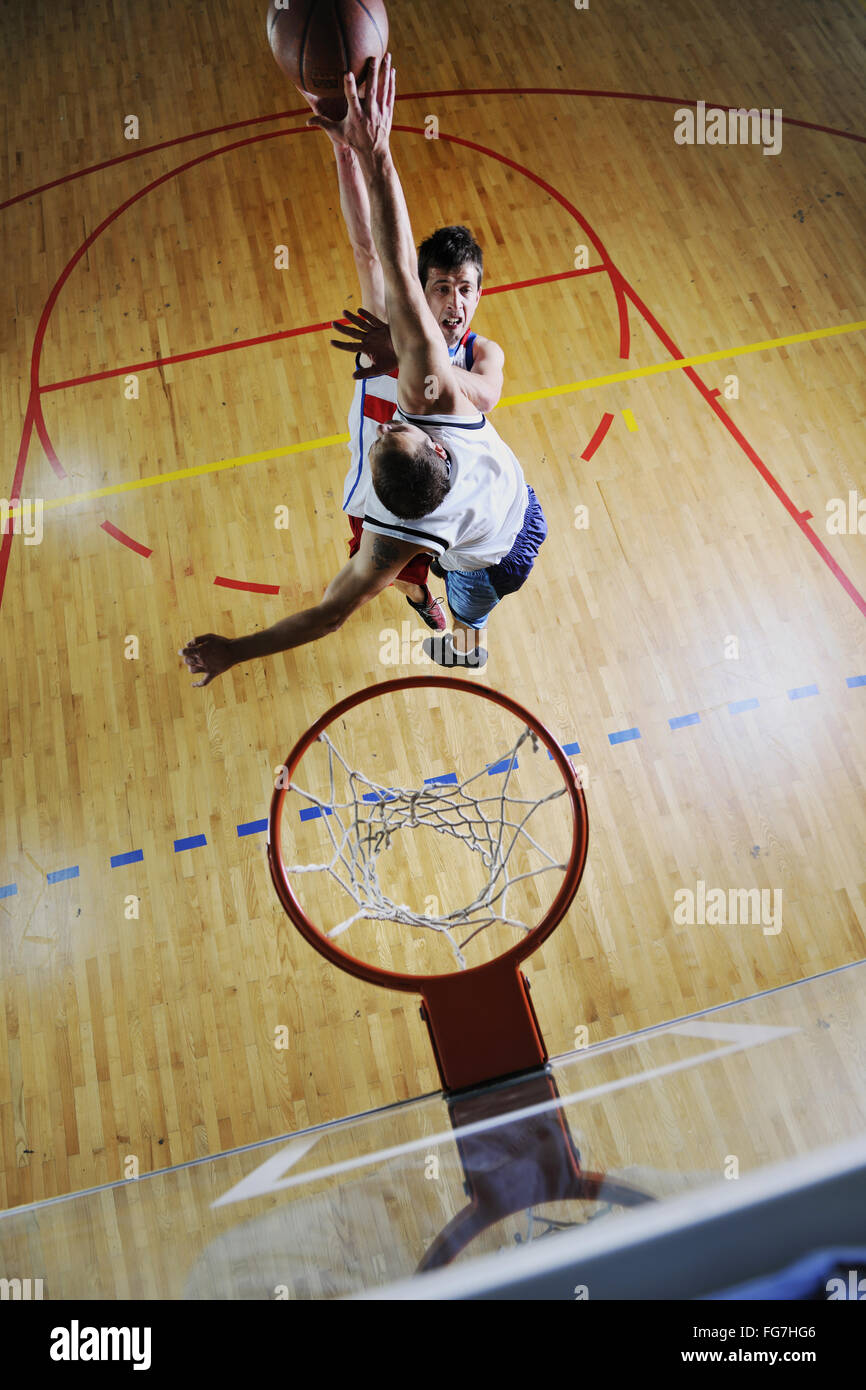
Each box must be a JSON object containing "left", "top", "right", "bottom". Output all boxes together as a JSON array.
[
  {"left": 424, "top": 486, "right": 548, "bottom": 668},
  {"left": 423, "top": 568, "right": 494, "bottom": 668},
  {"left": 394, "top": 553, "right": 446, "bottom": 630}
]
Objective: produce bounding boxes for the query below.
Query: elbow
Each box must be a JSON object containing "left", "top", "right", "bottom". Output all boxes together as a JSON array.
[
  {"left": 473, "top": 386, "right": 499, "bottom": 413},
  {"left": 320, "top": 604, "right": 350, "bottom": 635}
]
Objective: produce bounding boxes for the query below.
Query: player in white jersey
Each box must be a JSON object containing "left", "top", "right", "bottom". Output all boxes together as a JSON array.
[
  {"left": 308, "top": 91, "right": 505, "bottom": 633},
  {"left": 180, "top": 58, "right": 545, "bottom": 685}
]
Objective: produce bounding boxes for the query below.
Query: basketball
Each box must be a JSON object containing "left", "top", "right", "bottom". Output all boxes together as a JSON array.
[{"left": 266, "top": 0, "right": 389, "bottom": 119}]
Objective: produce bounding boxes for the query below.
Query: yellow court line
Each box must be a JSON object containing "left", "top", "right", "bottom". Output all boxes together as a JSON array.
[
  {"left": 496, "top": 318, "right": 866, "bottom": 408},
  {"left": 12, "top": 317, "right": 866, "bottom": 517},
  {"left": 621, "top": 408, "right": 638, "bottom": 432},
  {"left": 32, "top": 433, "right": 351, "bottom": 513}
]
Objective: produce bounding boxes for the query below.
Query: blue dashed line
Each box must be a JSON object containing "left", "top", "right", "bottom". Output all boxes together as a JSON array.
[
  {"left": 237, "top": 819, "right": 268, "bottom": 837},
  {"left": 362, "top": 791, "right": 397, "bottom": 803},
  {"left": 174, "top": 835, "right": 207, "bottom": 852},
  {"left": 47, "top": 866, "right": 79, "bottom": 884},
  {"left": 548, "top": 740, "right": 581, "bottom": 759},
  {"left": 111, "top": 849, "right": 144, "bottom": 868},
  {"left": 669, "top": 712, "right": 700, "bottom": 730},
  {"left": 12, "top": 673, "right": 861, "bottom": 890}
]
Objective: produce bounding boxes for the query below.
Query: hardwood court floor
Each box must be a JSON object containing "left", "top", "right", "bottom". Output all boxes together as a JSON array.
[{"left": 0, "top": 0, "right": 864, "bottom": 1209}]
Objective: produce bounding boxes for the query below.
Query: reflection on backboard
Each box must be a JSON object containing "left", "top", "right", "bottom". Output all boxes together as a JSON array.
[{"left": 1, "top": 963, "right": 864, "bottom": 1299}]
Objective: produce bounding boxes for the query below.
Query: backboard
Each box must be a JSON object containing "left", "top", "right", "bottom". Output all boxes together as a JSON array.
[{"left": 1, "top": 960, "right": 865, "bottom": 1299}]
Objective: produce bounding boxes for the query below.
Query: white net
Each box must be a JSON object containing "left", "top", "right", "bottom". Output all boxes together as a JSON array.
[{"left": 281, "top": 723, "right": 570, "bottom": 968}]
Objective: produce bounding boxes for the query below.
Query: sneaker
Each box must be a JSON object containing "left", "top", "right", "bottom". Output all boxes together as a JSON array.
[
  {"left": 406, "top": 586, "right": 446, "bottom": 631},
  {"left": 423, "top": 633, "right": 488, "bottom": 669}
]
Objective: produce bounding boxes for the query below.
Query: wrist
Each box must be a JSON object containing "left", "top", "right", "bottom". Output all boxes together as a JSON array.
[
  {"left": 229, "top": 634, "right": 253, "bottom": 665},
  {"left": 356, "top": 144, "right": 391, "bottom": 180}
]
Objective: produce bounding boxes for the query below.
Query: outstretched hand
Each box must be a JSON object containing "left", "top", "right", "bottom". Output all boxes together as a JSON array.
[
  {"left": 298, "top": 88, "right": 352, "bottom": 146},
  {"left": 331, "top": 309, "right": 397, "bottom": 378},
  {"left": 179, "top": 633, "right": 235, "bottom": 688},
  {"left": 305, "top": 53, "right": 396, "bottom": 160}
]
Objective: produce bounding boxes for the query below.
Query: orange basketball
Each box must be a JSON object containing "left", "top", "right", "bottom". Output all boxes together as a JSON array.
[{"left": 267, "top": 0, "right": 389, "bottom": 120}]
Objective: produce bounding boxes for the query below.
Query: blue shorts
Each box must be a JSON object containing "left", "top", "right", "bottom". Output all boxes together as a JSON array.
[{"left": 444, "top": 486, "right": 547, "bottom": 630}]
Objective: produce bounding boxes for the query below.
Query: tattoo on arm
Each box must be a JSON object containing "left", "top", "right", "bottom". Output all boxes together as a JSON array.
[{"left": 371, "top": 535, "right": 403, "bottom": 571}]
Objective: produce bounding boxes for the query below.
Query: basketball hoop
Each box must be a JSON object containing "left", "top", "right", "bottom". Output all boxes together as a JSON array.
[{"left": 268, "top": 676, "right": 588, "bottom": 1091}]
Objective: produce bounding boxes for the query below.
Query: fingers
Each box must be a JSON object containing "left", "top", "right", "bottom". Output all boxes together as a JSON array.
[
  {"left": 382, "top": 53, "right": 393, "bottom": 111},
  {"left": 179, "top": 636, "right": 217, "bottom": 686},
  {"left": 344, "top": 69, "right": 364, "bottom": 122},
  {"left": 330, "top": 338, "right": 360, "bottom": 352},
  {"left": 334, "top": 311, "right": 369, "bottom": 329},
  {"left": 331, "top": 309, "right": 387, "bottom": 334},
  {"left": 338, "top": 308, "right": 387, "bottom": 329},
  {"left": 306, "top": 114, "right": 339, "bottom": 137},
  {"left": 365, "top": 55, "right": 380, "bottom": 120}
]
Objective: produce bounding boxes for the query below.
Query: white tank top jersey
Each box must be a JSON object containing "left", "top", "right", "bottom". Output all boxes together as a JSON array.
[
  {"left": 342, "top": 331, "right": 476, "bottom": 519},
  {"left": 361, "top": 404, "right": 528, "bottom": 572}
]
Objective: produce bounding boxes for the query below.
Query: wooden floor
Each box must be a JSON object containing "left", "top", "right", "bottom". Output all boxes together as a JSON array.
[{"left": 1, "top": 0, "right": 864, "bottom": 1212}]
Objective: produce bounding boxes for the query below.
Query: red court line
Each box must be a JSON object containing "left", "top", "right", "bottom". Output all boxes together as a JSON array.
[
  {"left": 582, "top": 413, "right": 616, "bottom": 460},
  {"left": 2, "top": 88, "right": 861, "bottom": 212},
  {"left": 482, "top": 266, "right": 605, "bottom": 297},
  {"left": 0, "top": 401, "right": 36, "bottom": 610},
  {"left": 4, "top": 125, "right": 615, "bottom": 614},
  {"left": 618, "top": 277, "right": 866, "bottom": 619},
  {"left": 100, "top": 520, "right": 153, "bottom": 558},
  {"left": 42, "top": 319, "right": 336, "bottom": 393},
  {"left": 401, "top": 126, "right": 630, "bottom": 361},
  {"left": 608, "top": 266, "right": 632, "bottom": 363},
  {"left": 1, "top": 126, "right": 315, "bottom": 615},
  {"left": 4, "top": 112, "right": 863, "bottom": 627},
  {"left": 28, "top": 126, "right": 621, "bottom": 496},
  {"left": 33, "top": 409, "right": 68, "bottom": 481},
  {"left": 43, "top": 268, "right": 603, "bottom": 394},
  {"left": 6, "top": 123, "right": 629, "bottom": 624},
  {"left": 214, "top": 576, "right": 281, "bottom": 595}
]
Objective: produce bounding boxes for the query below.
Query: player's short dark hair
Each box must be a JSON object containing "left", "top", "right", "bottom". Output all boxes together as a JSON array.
[
  {"left": 372, "top": 440, "right": 451, "bottom": 519},
  {"left": 417, "top": 226, "right": 483, "bottom": 291}
]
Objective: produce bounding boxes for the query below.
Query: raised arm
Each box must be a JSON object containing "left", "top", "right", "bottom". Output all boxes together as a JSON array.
[
  {"left": 452, "top": 338, "right": 505, "bottom": 413},
  {"left": 302, "top": 92, "right": 386, "bottom": 318},
  {"left": 179, "top": 529, "right": 421, "bottom": 686},
  {"left": 333, "top": 147, "right": 387, "bottom": 319},
  {"left": 310, "top": 57, "right": 474, "bottom": 418}
]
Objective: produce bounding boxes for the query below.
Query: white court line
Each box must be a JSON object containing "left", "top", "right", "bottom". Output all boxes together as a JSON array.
[
  {"left": 211, "top": 1023, "right": 797, "bottom": 1208},
  {"left": 669, "top": 1021, "right": 792, "bottom": 1043},
  {"left": 211, "top": 1133, "right": 321, "bottom": 1208}
]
